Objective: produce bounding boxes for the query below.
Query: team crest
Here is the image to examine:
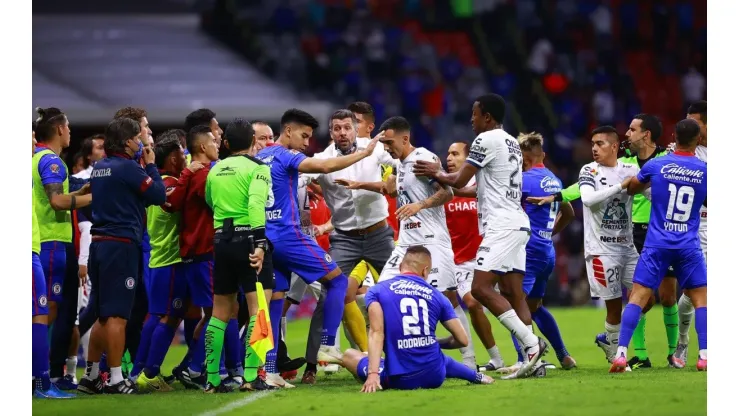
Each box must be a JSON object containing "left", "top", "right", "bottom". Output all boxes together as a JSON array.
[
  {"left": 173, "top": 298, "right": 183, "bottom": 310},
  {"left": 52, "top": 283, "right": 62, "bottom": 295},
  {"left": 125, "top": 277, "right": 136, "bottom": 289},
  {"left": 50, "top": 164, "right": 60, "bottom": 174},
  {"left": 324, "top": 253, "right": 332, "bottom": 263},
  {"left": 38, "top": 295, "right": 48, "bottom": 307}
]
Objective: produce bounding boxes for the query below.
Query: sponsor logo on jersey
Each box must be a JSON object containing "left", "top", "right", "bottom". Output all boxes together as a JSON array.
[
  {"left": 601, "top": 198, "right": 629, "bottom": 230},
  {"left": 539, "top": 176, "right": 562, "bottom": 193},
  {"left": 599, "top": 235, "right": 629, "bottom": 243},
  {"left": 447, "top": 200, "right": 477, "bottom": 212},
  {"left": 91, "top": 168, "right": 111, "bottom": 178},
  {"left": 389, "top": 279, "right": 433, "bottom": 300},
  {"left": 215, "top": 166, "right": 236, "bottom": 176},
  {"left": 403, "top": 221, "right": 422, "bottom": 230},
  {"left": 468, "top": 151, "right": 486, "bottom": 163},
  {"left": 50, "top": 164, "right": 60, "bottom": 174},
  {"left": 660, "top": 163, "right": 705, "bottom": 184}
]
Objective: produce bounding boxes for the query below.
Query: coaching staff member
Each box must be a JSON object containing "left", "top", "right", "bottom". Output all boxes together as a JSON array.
[{"left": 77, "top": 117, "right": 166, "bottom": 395}]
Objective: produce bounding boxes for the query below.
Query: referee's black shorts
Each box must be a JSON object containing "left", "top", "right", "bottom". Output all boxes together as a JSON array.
[
  {"left": 633, "top": 222, "right": 675, "bottom": 278},
  {"left": 213, "top": 236, "right": 275, "bottom": 295}
]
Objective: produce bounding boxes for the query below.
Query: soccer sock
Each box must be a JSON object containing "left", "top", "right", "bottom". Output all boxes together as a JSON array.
[
  {"left": 322, "top": 274, "right": 349, "bottom": 346},
  {"left": 632, "top": 314, "right": 649, "bottom": 360},
  {"left": 443, "top": 355, "right": 478, "bottom": 383},
  {"left": 244, "top": 315, "right": 260, "bottom": 381},
  {"left": 605, "top": 321, "right": 621, "bottom": 359},
  {"left": 144, "top": 322, "right": 176, "bottom": 379},
  {"left": 32, "top": 323, "right": 51, "bottom": 391},
  {"left": 184, "top": 317, "right": 198, "bottom": 348},
  {"left": 498, "top": 309, "right": 538, "bottom": 348},
  {"left": 343, "top": 301, "right": 368, "bottom": 352},
  {"left": 664, "top": 303, "right": 679, "bottom": 355},
  {"left": 266, "top": 299, "right": 284, "bottom": 374},
  {"left": 122, "top": 350, "right": 132, "bottom": 375},
  {"left": 486, "top": 346, "right": 504, "bottom": 367},
  {"left": 100, "top": 353, "right": 109, "bottom": 373},
  {"left": 189, "top": 325, "right": 207, "bottom": 375},
  {"left": 511, "top": 334, "right": 525, "bottom": 363},
  {"left": 205, "top": 317, "right": 227, "bottom": 386},
  {"left": 616, "top": 303, "right": 641, "bottom": 359},
  {"left": 695, "top": 306, "right": 707, "bottom": 360},
  {"left": 85, "top": 361, "right": 100, "bottom": 380},
  {"left": 454, "top": 305, "right": 475, "bottom": 365},
  {"left": 220, "top": 349, "right": 226, "bottom": 375},
  {"left": 532, "top": 307, "right": 569, "bottom": 362},
  {"left": 224, "top": 319, "right": 242, "bottom": 375},
  {"left": 65, "top": 356, "right": 78, "bottom": 377},
  {"left": 281, "top": 316, "right": 287, "bottom": 340},
  {"left": 132, "top": 315, "right": 159, "bottom": 377},
  {"left": 110, "top": 366, "right": 123, "bottom": 385},
  {"left": 678, "top": 294, "right": 695, "bottom": 344}
]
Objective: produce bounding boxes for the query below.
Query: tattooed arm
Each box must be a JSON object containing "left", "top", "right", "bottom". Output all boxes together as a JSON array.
[
  {"left": 395, "top": 182, "right": 453, "bottom": 222},
  {"left": 44, "top": 183, "right": 92, "bottom": 211}
]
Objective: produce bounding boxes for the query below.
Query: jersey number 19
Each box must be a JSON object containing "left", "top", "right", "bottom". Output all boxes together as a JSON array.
[{"left": 666, "top": 184, "right": 695, "bottom": 222}]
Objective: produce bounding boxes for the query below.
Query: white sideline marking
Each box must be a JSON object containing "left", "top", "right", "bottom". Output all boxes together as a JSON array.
[{"left": 198, "top": 390, "right": 276, "bottom": 416}]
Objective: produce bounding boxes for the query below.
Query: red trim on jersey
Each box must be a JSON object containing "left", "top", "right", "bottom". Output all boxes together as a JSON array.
[
  {"left": 445, "top": 195, "right": 482, "bottom": 264},
  {"left": 673, "top": 150, "right": 695, "bottom": 156},
  {"left": 532, "top": 163, "right": 545, "bottom": 168},
  {"left": 110, "top": 152, "right": 132, "bottom": 160}
]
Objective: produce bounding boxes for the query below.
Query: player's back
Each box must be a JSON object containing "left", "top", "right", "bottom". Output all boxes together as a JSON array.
[
  {"left": 444, "top": 178, "right": 481, "bottom": 264},
  {"left": 366, "top": 273, "right": 454, "bottom": 376},
  {"left": 466, "top": 129, "right": 529, "bottom": 233},
  {"left": 396, "top": 148, "right": 451, "bottom": 247},
  {"left": 522, "top": 166, "right": 562, "bottom": 256},
  {"left": 642, "top": 153, "right": 707, "bottom": 249},
  {"left": 256, "top": 145, "right": 305, "bottom": 239}
]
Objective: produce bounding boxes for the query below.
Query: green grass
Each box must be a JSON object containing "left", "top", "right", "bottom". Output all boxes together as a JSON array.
[{"left": 33, "top": 307, "right": 706, "bottom": 416}]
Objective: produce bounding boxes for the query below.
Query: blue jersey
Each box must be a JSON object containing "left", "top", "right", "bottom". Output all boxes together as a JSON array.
[
  {"left": 637, "top": 152, "right": 707, "bottom": 249},
  {"left": 365, "top": 274, "right": 456, "bottom": 376},
  {"left": 255, "top": 145, "right": 307, "bottom": 239},
  {"left": 521, "top": 166, "right": 561, "bottom": 257}
]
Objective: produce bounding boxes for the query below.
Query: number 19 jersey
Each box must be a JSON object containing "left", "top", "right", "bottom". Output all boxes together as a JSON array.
[{"left": 466, "top": 129, "right": 529, "bottom": 233}]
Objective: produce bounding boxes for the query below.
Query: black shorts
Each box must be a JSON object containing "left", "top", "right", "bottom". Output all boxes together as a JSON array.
[
  {"left": 213, "top": 238, "right": 275, "bottom": 295},
  {"left": 88, "top": 238, "right": 140, "bottom": 319},
  {"left": 633, "top": 223, "right": 675, "bottom": 278}
]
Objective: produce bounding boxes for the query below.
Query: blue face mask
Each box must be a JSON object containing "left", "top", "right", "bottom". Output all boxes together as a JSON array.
[{"left": 133, "top": 141, "right": 144, "bottom": 161}]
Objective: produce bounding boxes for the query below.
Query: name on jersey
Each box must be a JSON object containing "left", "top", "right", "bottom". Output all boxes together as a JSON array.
[
  {"left": 267, "top": 209, "right": 282, "bottom": 220},
  {"left": 91, "top": 168, "right": 111, "bottom": 178},
  {"left": 403, "top": 221, "right": 422, "bottom": 230},
  {"left": 664, "top": 222, "right": 689, "bottom": 233},
  {"left": 389, "top": 280, "right": 433, "bottom": 300},
  {"left": 505, "top": 138, "right": 523, "bottom": 158},
  {"left": 600, "top": 235, "right": 629, "bottom": 243},
  {"left": 398, "top": 336, "right": 437, "bottom": 350},
  {"left": 538, "top": 230, "right": 552, "bottom": 240},
  {"left": 660, "top": 163, "right": 704, "bottom": 184},
  {"left": 540, "top": 176, "right": 562, "bottom": 193},
  {"left": 447, "top": 200, "right": 477, "bottom": 212}
]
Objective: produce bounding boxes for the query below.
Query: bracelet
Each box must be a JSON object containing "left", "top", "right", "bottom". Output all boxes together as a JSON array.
[
  {"left": 70, "top": 195, "right": 76, "bottom": 210},
  {"left": 368, "top": 371, "right": 380, "bottom": 376}
]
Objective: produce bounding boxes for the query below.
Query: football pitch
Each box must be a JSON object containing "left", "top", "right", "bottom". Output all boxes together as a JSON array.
[{"left": 33, "top": 307, "right": 707, "bottom": 416}]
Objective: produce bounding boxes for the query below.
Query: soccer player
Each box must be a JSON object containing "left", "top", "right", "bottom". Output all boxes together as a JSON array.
[
  {"left": 135, "top": 132, "right": 189, "bottom": 392},
  {"left": 32, "top": 107, "right": 93, "bottom": 326},
  {"left": 323, "top": 246, "right": 493, "bottom": 391},
  {"left": 255, "top": 109, "right": 380, "bottom": 388},
  {"left": 186, "top": 108, "right": 223, "bottom": 150},
  {"left": 413, "top": 94, "right": 547, "bottom": 378},
  {"left": 612, "top": 118, "right": 707, "bottom": 372},
  {"left": 204, "top": 118, "right": 273, "bottom": 393},
  {"left": 444, "top": 141, "right": 503, "bottom": 371},
  {"left": 513, "top": 133, "right": 576, "bottom": 370},
  {"left": 252, "top": 121, "right": 274, "bottom": 150},
  {"left": 674, "top": 100, "right": 708, "bottom": 368},
  {"left": 77, "top": 117, "right": 166, "bottom": 395}
]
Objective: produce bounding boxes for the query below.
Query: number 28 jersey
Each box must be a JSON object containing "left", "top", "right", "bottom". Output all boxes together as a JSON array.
[
  {"left": 637, "top": 152, "right": 707, "bottom": 249},
  {"left": 365, "top": 273, "right": 456, "bottom": 376},
  {"left": 466, "top": 129, "right": 529, "bottom": 234}
]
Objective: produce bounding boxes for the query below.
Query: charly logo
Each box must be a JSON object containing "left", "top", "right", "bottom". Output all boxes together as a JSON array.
[
  {"left": 125, "top": 277, "right": 135, "bottom": 289},
  {"left": 38, "top": 295, "right": 48, "bottom": 307},
  {"left": 173, "top": 298, "right": 183, "bottom": 309},
  {"left": 539, "top": 176, "right": 561, "bottom": 193},
  {"left": 52, "top": 283, "right": 62, "bottom": 295}
]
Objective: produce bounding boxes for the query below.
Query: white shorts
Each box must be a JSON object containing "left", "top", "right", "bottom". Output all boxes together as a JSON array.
[
  {"left": 586, "top": 252, "right": 637, "bottom": 300},
  {"left": 378, "top": 244, "right": 456, "bottom": 292},
  {"left": 454, "top": 259, "right": 476, "bottom": 298},
  {"left": 699, "top": 227, "right": 707, "bottom": 261},
  {"left": 75, "top": 277, "right": 91, "bottom": 326},
  {"left": 475, "top": 229, "right": 530, "bottom": 275},
  {"left": 286, "top": 273, "right": 322, "bottom": 304},
  {"left": 362, "top": 271, "right": 375, "bottom": 289}
]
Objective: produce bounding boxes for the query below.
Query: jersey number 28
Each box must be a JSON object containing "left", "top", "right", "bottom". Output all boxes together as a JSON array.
[
  {"left": 666, "top": 184, "right": 695, "bottom": 222},
  {"left": 400, "top": 297, "right": 430, "bottom": 336}
]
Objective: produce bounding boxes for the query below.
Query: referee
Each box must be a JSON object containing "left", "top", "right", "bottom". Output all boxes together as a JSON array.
[{"left": 203, "top": 118, "right": 274, "bottom": 393}]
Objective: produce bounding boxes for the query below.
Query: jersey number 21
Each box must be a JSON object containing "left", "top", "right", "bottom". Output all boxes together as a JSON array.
[{"left": 400, "top": 297, "right": 430, "bottom": 336}]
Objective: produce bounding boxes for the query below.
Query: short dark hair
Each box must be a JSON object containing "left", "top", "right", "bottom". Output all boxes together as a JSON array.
[
  {"left": 80, "top": 134, "right": 105, "bottom": 167},
  {"left": 154, "top": 131, "right": 182, "bottom": 169},
  {"left": 590, "top": 125, "right": 619, "bottom": 138},
  {"left": 186, "top": 125, "right": 213, "bottom": 155},
  {"left": 114, "top": 107, "right": 147, "bottom": 122},
  {"left": 378, "top": 116, "right": 411, "bottom": 133},
  {"left": 104, "top": 118, "right": 141, "bottom": 155},
  {"left": 185, "top": 109, "right": 216, "bottom": 133},
  {"left": 329, "top": 109, "right": 358, "bottom": 127},
  {"left": 72, "top": 151, "right": 85, "bottom": 169},
  {"left": 452, "top": 141, "right": 471, "bottom": 156},
  {"left": 633, "top": 114, "right": 663, "bottom": 143},
  {"left": 34, "top": 107, "right": 67, "bottom": 142},
  {"left": 280, "top": 108, "right": 319, "bottom": 131},
  {"left": 347, "top": 102, "right": 375, "bottom": 122},
  {"left": 675, "top": 119, "right": 701, "bottom": 147},
  {"left": 475, "top": 94, "right": 506, "bottom": 124},
  {"left": 224, "top": 118, "right": 255, "bottom": 152},
  {"left": 169, "top": 128, "right": 187, "bottom": 148},
  {"left": 688, "top": 100, "right": 707, "bottom": 124}
]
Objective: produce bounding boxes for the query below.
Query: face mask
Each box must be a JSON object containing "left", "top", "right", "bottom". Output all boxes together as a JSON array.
[{"left": 133, "top": 141, "right": 144, "bottom": 161}]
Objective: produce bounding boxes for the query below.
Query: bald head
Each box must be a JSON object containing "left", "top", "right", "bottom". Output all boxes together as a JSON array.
[{"left": 399, "top": 246, "right": 432, "bottom": 279}]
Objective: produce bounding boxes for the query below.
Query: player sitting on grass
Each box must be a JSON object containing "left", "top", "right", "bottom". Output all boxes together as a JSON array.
[{"left": 322, "top": 245, "right": 493, "bottom": 392}]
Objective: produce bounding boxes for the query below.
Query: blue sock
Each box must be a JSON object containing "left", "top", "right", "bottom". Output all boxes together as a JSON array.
[
  {"left": 443, "top": 355, "right": 478, "bottom": 383},
  {"left": 32, "top": 323, "right": 51, "bottom": 391},
  {"left": 144, "top": 322, "right": 176, "bottom": 379},
  {"left": 695, "top": 307, "right": 707, "bottom": 351},
  {"left": 219, "top": 349, "right": 227, "bottom": 375},
  {"left": 533, "top": 307, "right": 569, "bottom": 361},
  {"left": 100, "top": 353, "right": 109, "bottom": 373},
  {"left": 321, "top": 274, "right": 348, "bottom": 346},
  {"left": 178, "top": 317, "right": 199, "bottom": 368},
  {"left": 224, "top": 319, "right": 241, "bottom": 371},
  {"left": 266, "top": 298, "right": 284, "bottom": 373},
  {"left": 131, "top": 315, "right": 159, "bottom": 377},
  {"left": 189, "top": 325, "right": 207, "bottom": 374},
  {"left": 511, "top": 333, "right": 525, "bottom": 363},
  {"left": 618, "top": 303, "right": 642, "bottom": 349}
]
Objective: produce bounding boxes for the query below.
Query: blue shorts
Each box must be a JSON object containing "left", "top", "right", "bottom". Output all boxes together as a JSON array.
[
  {"left": 271, "top": 233, "right": 338, "bottom": 292},
  {"left": 40, "top": 241, "right": 66, "bottom": 302},
  {"left": 523, "top": 251, "right": 555, "bottom": 299},
  {"left": 634, "top": 247, "right": 707, "bottom": 291},
  {"left": 147, "top": 263, "right": 188, "bottom": 317},
  {"left": 88, "top": 238, "right": 140, "bottom": 319},
  {"left": 357, "top": 357, "right": 445, "bottom": 390},
  {"left": 183, "top": 255, "right": 214, "bottom": 308},
  {"left": 32, "top": 252, "right": 49, "bottom": 316}
]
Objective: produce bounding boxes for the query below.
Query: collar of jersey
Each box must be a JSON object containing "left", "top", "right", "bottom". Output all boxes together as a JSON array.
[
  {"left": 110, "top": 152, "right": 132, "bottom": 160},
  {"left": 673, "top": 150, "right": 695, "bottom": 156},
  {"left": 532, "top": 163, "right": 545, "bottom": 168}
]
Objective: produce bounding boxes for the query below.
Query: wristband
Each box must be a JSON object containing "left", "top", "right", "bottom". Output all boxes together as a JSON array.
[
  {"left": 251, "top": 227, "right": 267, "bottom": 247},
  {"left": 70, "top": 195, "right": 76, "bottom": 210},
  {"left": 368, "top": 371, "right": 380, "bottom": 376},
  {"left": 554, "top": 192, "right": 563, "bottom": 202}
]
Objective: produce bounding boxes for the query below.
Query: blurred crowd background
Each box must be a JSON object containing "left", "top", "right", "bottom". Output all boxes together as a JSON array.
[{"left": 33, "top": 0, "right": 707, "bottom": 314}]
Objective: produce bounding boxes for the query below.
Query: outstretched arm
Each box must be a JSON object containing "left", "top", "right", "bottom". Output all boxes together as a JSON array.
[{"left": 413, "top": 161, "right": 477, "bottom": 189}]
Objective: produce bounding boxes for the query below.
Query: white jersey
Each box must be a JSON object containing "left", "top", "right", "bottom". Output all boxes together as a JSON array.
[
  {"left": 696, "top": 145, "right": 707, "bottom": 230},
  {"left": 466, "top": 129, "right": 530, "bottom": 233},
  {"left": 297, "top": 174, "right": 315, "bottom": 238},
  {"left": 579, "top": 161, "right": 639, "bottom": 256},
  {"left": 396, "top": 147, "right": 451, "bottom": 248}
]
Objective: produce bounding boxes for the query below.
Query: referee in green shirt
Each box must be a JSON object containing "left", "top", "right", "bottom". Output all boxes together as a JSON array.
[{"left": 202, "top": 118, "right": 273, "bottom": 393}]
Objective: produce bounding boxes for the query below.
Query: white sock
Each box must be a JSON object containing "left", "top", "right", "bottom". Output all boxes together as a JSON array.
[
  {"left": 334, "top": 327, "right": 341, "bottom": 349},
  {"left": 487, "top": 346, "right": 504, "bottom": 367},
  {"left": 498, "top": 309, "right": 538, "bottom": 348},
  {"left": 454, "top": 306, "right": 476, "bottom": 359},
  {"left": 88, "top": 362, "right": 100, "bottom": 380},
  {"left": 110, "top": 367, "right": 123, "bottom": 385},
  {"left": 617, "top": 346, "right": 628, "bottom": 358},
  {"left": 605, "top": 322, "right": 621, "bottom": 358},
  {"left": 81, "top": 331, "right": 91, "bottom": 361},
  {"left": 66, "top": 356, "right": 78, "bottom": 376},
  {"left": 678, "top": 294, "right": 695, "bottom": 344},
  {"left": 356, "top": 294, "right": 369, "bottom": 327},
  {"left": 699, "top": 349, "right": 707, "bottom": 360},
  {"left": 281, "top": 317, "right": 287, "bottom": 340}
]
